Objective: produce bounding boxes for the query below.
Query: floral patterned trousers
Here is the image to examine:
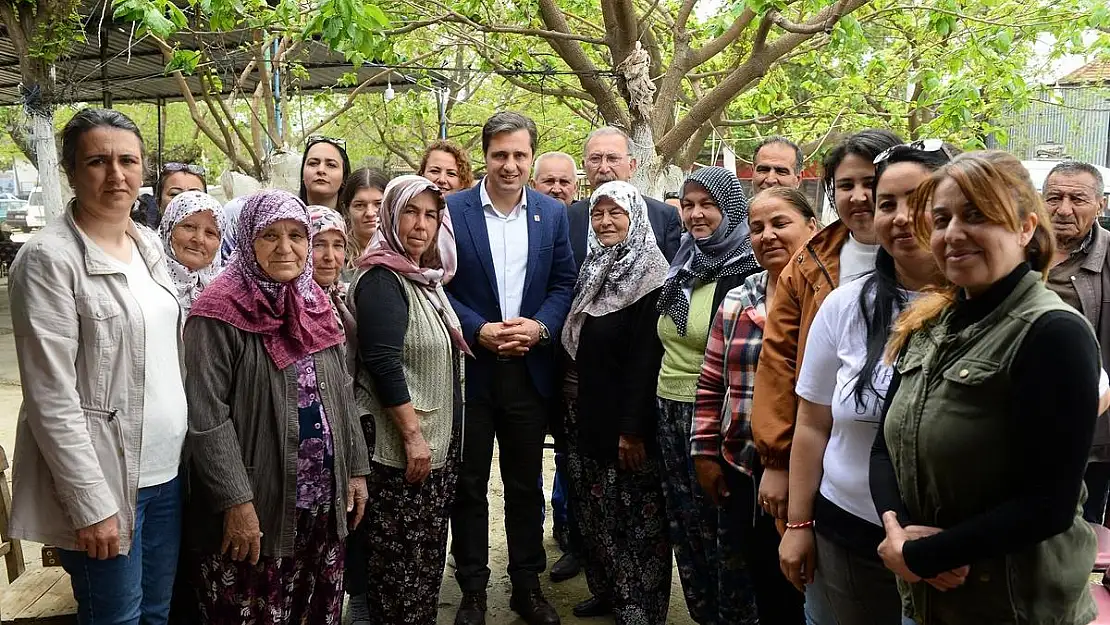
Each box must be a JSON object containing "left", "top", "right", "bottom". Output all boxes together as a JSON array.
[
  {"left": 195, "top": 503, "right": 345, "bottom": 625},
  {"left": 656, "top": 397, "right": 758, "bottom": 625}
]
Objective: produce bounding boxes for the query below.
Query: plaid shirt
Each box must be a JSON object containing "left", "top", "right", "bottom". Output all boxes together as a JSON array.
[{"left": 692, "top": 271, "right": 768, "bottom": 475}]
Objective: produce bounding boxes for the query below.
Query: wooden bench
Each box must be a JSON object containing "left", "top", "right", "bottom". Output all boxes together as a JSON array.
[
  {"left": 0, "top": 444, "right": 76, "bottom": 625},
  {"left": 0, "top": 444, "right": 25, "bottom": 583}
]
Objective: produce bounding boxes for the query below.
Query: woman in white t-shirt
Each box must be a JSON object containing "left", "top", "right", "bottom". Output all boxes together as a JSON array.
[
  {"left": 8, "top": 108, "right": 188, "bottom": 623},
  {"left": 778, "top": 142, "right": 954, "bottom": 624}
]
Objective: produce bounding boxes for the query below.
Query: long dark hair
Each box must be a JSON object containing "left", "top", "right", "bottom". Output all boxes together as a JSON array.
[
  {"left": 298, "top": 137, "right": 351, "bottom": 206},
  {"left": 851, "top": 146, "right": 953, "bottom": 408},
  {"left": 821, "top": 129, "right": 903, "bottom": 201}
]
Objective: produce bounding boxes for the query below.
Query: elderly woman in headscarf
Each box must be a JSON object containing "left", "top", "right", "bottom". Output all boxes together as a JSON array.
[
  {"left": 562, "top": 181, "right": 672, "bottom": 624},
  {"left": 181, "top": 189, "right": 370, "bottom": 625},
  {"left": 347, "top": 175, "right": 470, "bottom": 624},
  {"left": 158, "top": 190, "right": 227, "bottom": 312},
  {"left": 654, "top": 166, "right": 763, "bottom": 625}
]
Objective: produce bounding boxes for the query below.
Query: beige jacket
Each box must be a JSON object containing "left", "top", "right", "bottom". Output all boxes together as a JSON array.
[{"left": 8, "top": 209, "right": 183, "bottom": 554}]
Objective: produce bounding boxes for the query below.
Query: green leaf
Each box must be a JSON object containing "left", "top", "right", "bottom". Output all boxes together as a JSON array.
[{"left": 365, "top": 3, "right": 389, "bottom": 27}]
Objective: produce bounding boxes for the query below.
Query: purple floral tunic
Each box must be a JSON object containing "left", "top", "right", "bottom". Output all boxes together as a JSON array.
[{"left": 296, "top": 356, "right": 334, "bottom": 509}]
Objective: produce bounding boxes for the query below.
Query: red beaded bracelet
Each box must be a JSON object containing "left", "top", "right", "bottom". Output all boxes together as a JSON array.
[{"left": 785, "top": 520, "right": 815, "bottom": 530}]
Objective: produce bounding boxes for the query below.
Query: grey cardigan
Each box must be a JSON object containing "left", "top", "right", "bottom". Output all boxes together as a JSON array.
[{"left": 182, "top": 315, "right": 370, "bottom": 558}]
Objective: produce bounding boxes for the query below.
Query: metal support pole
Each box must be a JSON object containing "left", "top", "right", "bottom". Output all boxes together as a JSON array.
[
  {"left": 271, "top": 39, "right": 282, "bottom": 147},
  {"left": 157, "top": 97, "right": 166, "bottom": 175},
  {"left": 100, "top": 26, "right": 112, "bottom": 108},
  {"left": 438, "top": 88, "right": 448, "bottom": 140}
]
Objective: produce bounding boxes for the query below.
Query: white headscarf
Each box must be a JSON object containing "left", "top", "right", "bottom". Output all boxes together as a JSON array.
[
  {"left": 561, "top": 181, "right": 669, "bottom": 358},
  {"left": 158, "top": 191, "right": 228, "bottom": 312}
]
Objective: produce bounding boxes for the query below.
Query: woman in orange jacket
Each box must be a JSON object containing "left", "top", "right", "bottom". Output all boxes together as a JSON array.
[{"left": 750, "top": 130, "right": 901, "bottom": 533}]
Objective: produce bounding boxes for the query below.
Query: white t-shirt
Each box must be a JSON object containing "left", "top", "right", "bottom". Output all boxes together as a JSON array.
[
  {"left": 108, "top": 239, "right": 189, "bottom": 488},
  {"left": 796, "top": 277, "right": 913, "bottom": 526},
  {"left": 839, "top": 234, "right": 879, "bottom": 285}
]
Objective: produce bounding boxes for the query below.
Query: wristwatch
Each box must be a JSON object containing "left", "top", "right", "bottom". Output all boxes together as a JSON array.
[{"left": 536, "top": 320, "right": 551, "bottom": 346}]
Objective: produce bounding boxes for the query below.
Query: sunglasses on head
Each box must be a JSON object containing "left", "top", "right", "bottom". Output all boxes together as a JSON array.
[
  {"left": 306, "top": 135, "right": 347, "bottom": 151},
  {"left": 873, "top": 139, "right": 956, "bottom": 165},
  {"left": 163, "top": 162, "right": 206, "bottom": 177}
]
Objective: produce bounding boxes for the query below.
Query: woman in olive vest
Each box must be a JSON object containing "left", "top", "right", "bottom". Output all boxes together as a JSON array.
[
  {"left": 348, "top": 175, "right": 470, "bottom": 624},
  {"left": 870, "top": 151, "right": 1099, "bottom": 625}
]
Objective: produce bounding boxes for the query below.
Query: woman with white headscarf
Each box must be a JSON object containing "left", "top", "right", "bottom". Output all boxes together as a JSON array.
[
  {"left": 158, "top": 190, "right": 227, "bottom": 312},
  {"left": 562, "top": 181, "right": 672, "bottom": 624},
  {"left": 655, "top": 166, "right": 762, "bottom": 625},
  {"left": 347, "top": 175, "right": 470, "bottom": 624}
]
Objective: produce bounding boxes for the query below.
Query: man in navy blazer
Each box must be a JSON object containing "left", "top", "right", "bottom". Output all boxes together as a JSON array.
[
  {"left": 567, "top": 127, "right": 682, "bottom": 266},
  {"left": 445, "top": 112, "right": 576, "bottom": 625}
]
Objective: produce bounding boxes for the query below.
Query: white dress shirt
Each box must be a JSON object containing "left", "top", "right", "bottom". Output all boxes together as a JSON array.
[{"left": 480, "top": 179, "right": 529, "bottom": 320}]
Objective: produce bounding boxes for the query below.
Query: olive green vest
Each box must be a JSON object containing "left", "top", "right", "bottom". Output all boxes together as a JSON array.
[
  {"left": 886, "top": 271, "right": 1097, "bottom": 625},
  {"left": 349, "top": 267, "right": 462, "bottom": 470}
]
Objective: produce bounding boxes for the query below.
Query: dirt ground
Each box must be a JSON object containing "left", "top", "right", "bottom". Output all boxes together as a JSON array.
[{"left": 0, "top": 277, "right": 695, "bottom": 624}]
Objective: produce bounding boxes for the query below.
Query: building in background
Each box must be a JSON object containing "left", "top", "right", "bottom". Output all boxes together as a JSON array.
[{"left": 989, "top": 60, "right": 1110, "bottom": 167}]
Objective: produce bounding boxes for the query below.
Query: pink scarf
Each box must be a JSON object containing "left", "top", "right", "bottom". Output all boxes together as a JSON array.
[
  {"left": 190, "top": 189, "right": 345, "bottom": 369},
  {"left": 356, "top": 175, "right": 471, "bottom": 356}
]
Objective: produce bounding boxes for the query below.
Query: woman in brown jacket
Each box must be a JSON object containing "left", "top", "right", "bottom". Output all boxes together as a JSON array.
[{"left": 750, "top": 130, "right": 901, "bottom": 538}]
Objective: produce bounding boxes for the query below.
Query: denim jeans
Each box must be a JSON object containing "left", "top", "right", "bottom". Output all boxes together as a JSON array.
[
  {"left": 60, "top": 477, "right": 182, "bottom": 625},
  {"left": 803, "top": 530, "right": 915, "bottom": 625}
]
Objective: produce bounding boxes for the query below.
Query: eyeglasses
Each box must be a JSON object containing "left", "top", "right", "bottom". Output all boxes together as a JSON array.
[
  {"left": 306, "top": 135, "right": 347, "bottom": 151},
  {"left": 586, "top": 153, "right": 631, "bottom": 167},
  {"left": 162, "top": 162, "right": 206, "bottom": 177},
  {"left": 873, "top": 139, "right": 956, "bottom": 164}
]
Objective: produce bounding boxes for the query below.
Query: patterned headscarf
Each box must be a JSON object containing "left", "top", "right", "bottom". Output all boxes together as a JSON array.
[
  {"left": 190, "top": 189, "right": 344, "bottom": 369},
  {"left": 657, "top": 166, "right": 759, "bottom": 335},
  {"left": 219, "top": 196, "right": 246, "bottom": 263},
  {"left": 561, "top": 181, "right": 669, "bottom": 359},
  {"left": 308, "top": 204, "right": 356, "bottom": 338},
  {"left": 309, "top": 205, "right": 348, "bottom": 246},
  {"left": 158, "top": 191, "right": 227, "bottom": 312},
  {"left": 356, "top": 174, "right": 471, "bottom": 356}
]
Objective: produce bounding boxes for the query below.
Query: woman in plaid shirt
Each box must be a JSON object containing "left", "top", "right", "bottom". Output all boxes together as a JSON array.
[{"left": 693, "top": 187, "right": 818, "bottom": 624}]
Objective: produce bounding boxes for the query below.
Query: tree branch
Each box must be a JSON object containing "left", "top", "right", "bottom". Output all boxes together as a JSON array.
[
  {"left": 766, "top": 3, "right": 845, "bottom": 34},
  {"left": 416, "top": 0, "right": 609, "bottom": 44},
  {"left": 675, "top": 0, "right": 699, "bottom": 32},
  {"left": 535, "top": 0, "right": 630, "bottom": 127},
  {"left": 300, "top": 48, "right": 442, "bottom": 139},
  {"left": 656, "top": 0, "right": 870, "bottom": 160},
  {"left": 202, "top": 67, "right": 263, "bottom": 175},
  {"left": 689, "top": 8, "right": 757, "bottom": 68}
]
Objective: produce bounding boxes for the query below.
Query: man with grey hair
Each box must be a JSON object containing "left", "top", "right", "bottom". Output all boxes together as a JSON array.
[
  {"left": 567, "top": 127, "right": 682, "bottom": 266},
  {"left": 446, "top": 111, "right": 575, "bottom": 625},
  {"left": 532, "top": 152, "right": 578, "bottom": 207},
  {"left": 1044, "top": 159, "right": 1110, "bottom": 524}
]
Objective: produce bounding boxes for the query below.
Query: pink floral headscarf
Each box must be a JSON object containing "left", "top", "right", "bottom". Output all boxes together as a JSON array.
[{"left": 356, "top": 175, "right": 470, "bottom": 356}]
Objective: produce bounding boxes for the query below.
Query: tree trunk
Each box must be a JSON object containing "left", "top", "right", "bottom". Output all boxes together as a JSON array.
[{"left": 31, "top": 110, "right": 63, "bottom": 221}]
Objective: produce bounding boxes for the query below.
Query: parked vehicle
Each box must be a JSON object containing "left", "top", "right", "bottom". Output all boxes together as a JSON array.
[
  {"left": 7, "top": 187, "right": 57, "bottom": 232},
  {"left": 0, "top": 195, "right": 26, "bottom": 223}
]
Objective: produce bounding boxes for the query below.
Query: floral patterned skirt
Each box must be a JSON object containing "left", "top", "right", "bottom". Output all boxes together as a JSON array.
[
  {"left": 195, "top": 503, "right": 345, "bottom": 625},
  {"left": 568, "top": 445, "right": 673, "bottom": 625},
  {"left": 354, "top": 416, "right": 460, "bottom": 625}
]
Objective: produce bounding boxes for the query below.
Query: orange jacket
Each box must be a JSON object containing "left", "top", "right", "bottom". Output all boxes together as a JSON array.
[{"left": 751, "top": 220, "right": 849, "bottom": 469}]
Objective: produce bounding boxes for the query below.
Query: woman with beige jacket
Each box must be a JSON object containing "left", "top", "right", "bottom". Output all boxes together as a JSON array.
[{"left": 9, "top": 108, "right": 188, "bottom": 624}]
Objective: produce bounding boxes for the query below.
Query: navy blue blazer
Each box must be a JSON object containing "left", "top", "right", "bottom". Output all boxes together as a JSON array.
[
  {"left": 445, "top": 182, "right": 577, "bottom": 400},
  {"left": 567, "top": 196, "right": 682, "bottom": 267}
]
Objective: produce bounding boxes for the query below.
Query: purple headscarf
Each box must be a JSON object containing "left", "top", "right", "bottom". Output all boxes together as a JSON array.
[{"left": 190, "top": 189, "right": 345, "bottom": 369}]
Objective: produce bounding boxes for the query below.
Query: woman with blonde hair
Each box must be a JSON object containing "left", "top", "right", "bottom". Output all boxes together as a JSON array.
[{"left": 870, "top": 151, "right": 1099, "bottom": 625}]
